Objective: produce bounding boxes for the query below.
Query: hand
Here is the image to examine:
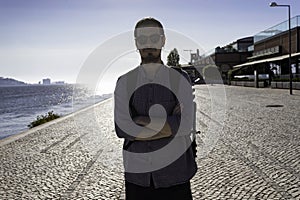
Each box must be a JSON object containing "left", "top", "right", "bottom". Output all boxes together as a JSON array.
[
  {"left": 133, "top": 116, "right": 172, "bottom": 141},
  {"left": 172, "top": 103, "right": 183, "bottom": 115},
  {"left": 133, "top": 116, "right": 150, "bottom": 126}
]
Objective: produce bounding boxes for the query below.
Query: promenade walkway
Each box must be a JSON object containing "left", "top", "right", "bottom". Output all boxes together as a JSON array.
[{"left": 0, "top": 85, "right": 299, "bottom": 200}]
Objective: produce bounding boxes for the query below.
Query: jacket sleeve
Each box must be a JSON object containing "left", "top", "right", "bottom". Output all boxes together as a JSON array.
[
  {"left": 170, "top": 70, "right": 194, "bottom": 137},
  {"left": 114, "top": 76, "right": 136, "bottom": 141}
]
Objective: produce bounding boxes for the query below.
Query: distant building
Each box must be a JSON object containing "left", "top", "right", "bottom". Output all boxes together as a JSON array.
[
  {"left": 53, "top": 81, "right": 65, "bottom": 85},
  {"left": 184, "top": 15, "right": 300, "bottom": 88},
  {"left": 42, "top": 78, "right": 51, "bottom": 85},
  {"left": 233, "top": 15, "right": 300, "bottom": 79},
  {"left": 193, "top": 36, "right": 254, "bottom": 83},
  {"left": 190, "top": 49, "right": 201, "bottom": 64}
]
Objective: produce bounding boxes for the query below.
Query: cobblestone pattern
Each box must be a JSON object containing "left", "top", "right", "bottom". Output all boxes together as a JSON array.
[
  {"left": 0, "top": 86, "right": 299, "bottom": 199},
  {"left": 0, "top": 100, "right": 124, "bottom": 199},
  {"left": 192, "top": 86, "right": 300, "bottom": 200}
]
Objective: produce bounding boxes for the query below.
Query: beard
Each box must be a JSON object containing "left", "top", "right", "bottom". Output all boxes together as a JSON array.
[{"left": 141, "top": 48, "right": 161, "bottom": 63}]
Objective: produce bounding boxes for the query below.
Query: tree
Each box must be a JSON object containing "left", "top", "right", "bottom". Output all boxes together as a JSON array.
[{"left": 167, "top": 48, "right": 180, "bottom": 67}]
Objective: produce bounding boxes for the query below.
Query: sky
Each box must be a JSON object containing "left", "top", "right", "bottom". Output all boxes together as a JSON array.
[{"left": 0, "top": 0, "right": 299, "bottom": 93}]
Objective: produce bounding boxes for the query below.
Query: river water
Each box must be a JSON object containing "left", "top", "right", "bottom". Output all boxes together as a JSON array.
[{"left": 0, "top": 84, "right": 111, "bottom": 139}]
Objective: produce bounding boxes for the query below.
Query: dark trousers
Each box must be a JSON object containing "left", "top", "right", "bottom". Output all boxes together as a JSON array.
[{"left": 125, "top": 180, "right": 193, "bottom": 200}]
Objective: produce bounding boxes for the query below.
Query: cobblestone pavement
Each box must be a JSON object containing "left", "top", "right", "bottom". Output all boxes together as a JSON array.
[{"left": 0, "top": 86, "right": 299, "bottom": 199}]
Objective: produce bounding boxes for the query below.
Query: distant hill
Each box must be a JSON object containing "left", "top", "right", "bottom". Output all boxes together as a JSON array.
[{"left": 0, "top": 77, "right": 27, "bottom": 86}]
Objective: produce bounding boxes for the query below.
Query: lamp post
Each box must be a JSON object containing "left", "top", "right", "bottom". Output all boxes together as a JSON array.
[{"left": 270, "top": 2, "right": 292, "bottom": 95}]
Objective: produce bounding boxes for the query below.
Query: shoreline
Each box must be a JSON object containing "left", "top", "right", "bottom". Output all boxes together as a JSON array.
[{"left": 0, "top": 97, "right": 113, "bottom": 147}]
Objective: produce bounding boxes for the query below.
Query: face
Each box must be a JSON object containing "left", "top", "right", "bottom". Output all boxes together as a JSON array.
[{"left": 135, "top": 27, "right": 165, "bottom": 63}]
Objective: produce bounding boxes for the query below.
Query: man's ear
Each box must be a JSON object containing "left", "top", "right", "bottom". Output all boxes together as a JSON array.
[
  {"left": 161, "top": 35, "right": 166, "bottom": 48},
  {"left": 135, "top": 39, "right": 139, "bottom": 49}
]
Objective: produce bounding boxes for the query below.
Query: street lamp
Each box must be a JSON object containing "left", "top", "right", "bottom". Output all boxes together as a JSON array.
[{"left": 270, "top": 2, "right": 292, "bottom": 95}]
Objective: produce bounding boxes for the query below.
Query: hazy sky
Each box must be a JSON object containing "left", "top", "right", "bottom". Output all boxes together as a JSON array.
[{"left": 0, "top": 0, "right": 299, "bottom": 90}]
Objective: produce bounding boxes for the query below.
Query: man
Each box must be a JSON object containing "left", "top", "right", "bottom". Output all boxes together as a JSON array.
[{"left": 114, "top": 17, "right": 197, "bottom": 200}]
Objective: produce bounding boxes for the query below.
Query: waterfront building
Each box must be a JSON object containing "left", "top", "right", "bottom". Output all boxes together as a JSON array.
[
  {"left": 192, "top": 37, "right": 254, "bottom": 84},
  {"left": 42, "top": 78, "right": 51, "bottom": 85},
  {"left": 233, "top": 15, "right": 300, "bottom": 82},
  {"left": 188, "top": 15, "right": 300, "bottom": 88}
]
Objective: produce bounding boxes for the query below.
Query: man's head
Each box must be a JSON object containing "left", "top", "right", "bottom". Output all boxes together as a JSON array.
[{"left": 134, "top": 17, "right": 165, "bottom": 64}]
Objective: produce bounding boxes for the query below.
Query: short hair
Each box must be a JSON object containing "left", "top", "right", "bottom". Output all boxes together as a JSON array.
[{"left": 134, "top": 17, "right": 165, "bottom": 37}]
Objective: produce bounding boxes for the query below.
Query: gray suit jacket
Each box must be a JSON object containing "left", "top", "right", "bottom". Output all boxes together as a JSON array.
[{"left": 114, "top": 65, "right": 197, "bottom": 188}]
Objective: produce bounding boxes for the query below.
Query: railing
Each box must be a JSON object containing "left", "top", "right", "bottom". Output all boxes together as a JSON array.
[
  {"left": 254, "top": 15, "right": 300, "bottom": 43},
  {"left": 274, "top": 74, "right": 300, "bottom": 79}
]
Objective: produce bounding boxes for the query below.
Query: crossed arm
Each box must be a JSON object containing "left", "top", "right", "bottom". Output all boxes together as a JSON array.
[
  {"left": 133, "top": 103, "right": 182, "bottom": 141},
  {"left": 114, "top": 72, "right": 192, "bottom": 141}
]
